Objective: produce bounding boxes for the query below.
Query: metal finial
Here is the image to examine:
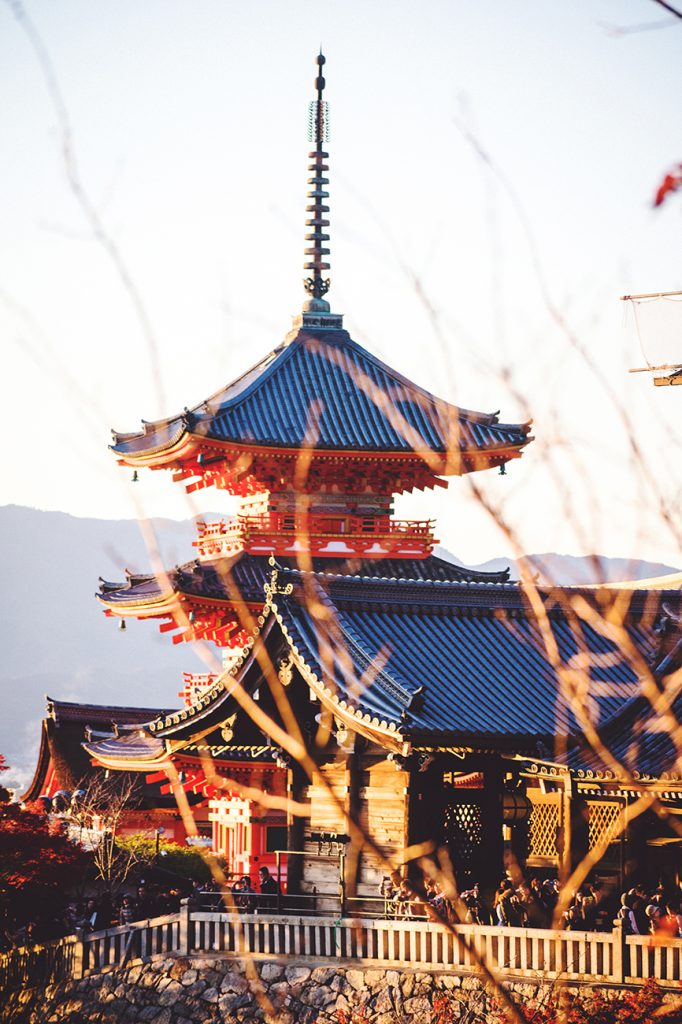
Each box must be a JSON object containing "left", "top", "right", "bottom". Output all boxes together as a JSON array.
[{"left": 303, "top": 51, "right": 331, "bottom": 311}]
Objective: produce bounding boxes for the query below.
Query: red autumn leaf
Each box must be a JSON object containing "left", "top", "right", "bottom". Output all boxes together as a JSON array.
[{"left": 654, "top": 164, "right": 682, "bottom": 207}]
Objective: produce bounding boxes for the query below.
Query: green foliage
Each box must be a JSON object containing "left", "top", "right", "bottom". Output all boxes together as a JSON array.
[{"left": 115, "top": 837, "right": 218, "bottom": 883}]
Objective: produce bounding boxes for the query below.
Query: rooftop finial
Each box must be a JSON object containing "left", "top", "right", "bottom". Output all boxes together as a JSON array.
[{"left": 303, "top": 51, "right": 331, "bottom": 313}]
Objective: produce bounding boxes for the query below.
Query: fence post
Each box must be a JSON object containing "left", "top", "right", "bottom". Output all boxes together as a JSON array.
[
  {"left": 179, "top": 899, "right": 191, "bottom": 956},
  {"left": 72, "top": 931, "right": 85, "bottom": 980},
  {"left": 612, "top": 920, "right": 626, "bottom": 984}
]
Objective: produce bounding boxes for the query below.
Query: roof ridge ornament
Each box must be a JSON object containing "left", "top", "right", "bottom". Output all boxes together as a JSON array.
[{"left": 294, "top": 50, "right": 344, "bottom": 333}]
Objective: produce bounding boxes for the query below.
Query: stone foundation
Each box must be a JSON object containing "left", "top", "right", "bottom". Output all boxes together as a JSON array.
[{"left": 4, "top": 956, "right": 681, "bottom": 1024}]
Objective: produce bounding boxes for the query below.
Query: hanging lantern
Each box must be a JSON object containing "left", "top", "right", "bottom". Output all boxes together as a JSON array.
[{"left": 502, "top": 791, "right": 532, "bottom": 823}]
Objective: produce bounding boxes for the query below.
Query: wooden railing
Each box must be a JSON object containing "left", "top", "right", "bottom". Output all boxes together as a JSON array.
[
  {"left": 194, "top": 515, "right": 436, "bottom": 558},
  {"left": 3, "top": 907, "right": 682, "bottom": 993}
]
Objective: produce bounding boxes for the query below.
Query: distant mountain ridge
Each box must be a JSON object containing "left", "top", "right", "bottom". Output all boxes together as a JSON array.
[
  {"left": 2, "top": 505, "right": 679, "bottom": 792},
  {"left": 436, "top": 549, "right": 681, "bottom": 585}
]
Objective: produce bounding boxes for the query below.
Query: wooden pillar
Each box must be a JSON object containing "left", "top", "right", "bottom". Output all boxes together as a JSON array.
[
  {"left": 344, "top": 737, "right": 363, "bottom": 903},
  {"left": 286, "top": 761, "right": 307, "bottom": 893},
  {"left": 569, "top": 792, "right": 590, "bottom": 875},
  {"left": 479, "top": 760, "right": 504, "bottom": 904}
]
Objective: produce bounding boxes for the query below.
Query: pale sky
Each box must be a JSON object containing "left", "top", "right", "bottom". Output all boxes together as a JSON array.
[{"left": 2, "top": 0, "right": 682, "bottom": 568}]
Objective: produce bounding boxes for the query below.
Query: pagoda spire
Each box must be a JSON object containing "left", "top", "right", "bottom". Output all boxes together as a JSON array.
[{"left": 303, "top": 51, "right": 332, "bottom": 313}]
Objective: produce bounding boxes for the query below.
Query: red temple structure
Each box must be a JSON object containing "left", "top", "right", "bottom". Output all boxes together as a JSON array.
[{"left": 28, "top": 54, "right": 682, "bottom": 900}]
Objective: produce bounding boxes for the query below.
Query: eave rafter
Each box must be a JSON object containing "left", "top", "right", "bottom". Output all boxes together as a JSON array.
[
  {"left": 116, "top": 433, "right": 530, "bottom": 495},
  {"left": 101, "top": 589, "right": 261, "bottom": 649}
]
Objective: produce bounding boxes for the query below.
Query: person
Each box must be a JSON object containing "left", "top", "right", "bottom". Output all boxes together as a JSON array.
[
  {"left": 645, "top": 903, "right": 663, "bottom": 934},
  {"left": 119, "top": 894, "right": 138, "bottom": 926},
  {"left": 233, "top": 875, "right": 256, "bottom": 912},
  {"left": 394, "top": 879, "right": 413, "bottom": 918},
  {"left": 582, "top": 894, "right": 597, "bottom": 931},
  {"left": 461, "top": 883, "right": 484, "bottom": 925},
  {"left": 258, "top": 866, "right": 280, "bottom": 910},
  {"left": 616, "top": 893, "right": 640, "bottom": 935},
  {"left": 83, "top": 898, "right": 106, "bottom": 933},
  {"left": 136, "top": 884, "right": 155, "bottom": 919},
  {"left": 379, "top": 875, "right": 398, "bottom": 917}
]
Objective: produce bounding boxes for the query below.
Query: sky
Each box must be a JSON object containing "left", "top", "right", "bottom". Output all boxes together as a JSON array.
[{"left": 2, "top": 0, "right": 682, "bottom": 569}]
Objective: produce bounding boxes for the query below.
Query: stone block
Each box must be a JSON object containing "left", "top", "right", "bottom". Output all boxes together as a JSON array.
[
  {"left": 151, "top": 1010, "right": 172, "bottom": 1024},
  {"left": 260, "top": 964, "right": 284, "bottom": 983},
  {"left": 310, "top": 967, "right": 336, "bottom": 985},
  {"left": 221, "top": 972, "right": 249, "bottom": 995},
  {"left": 285, "top": 966, "right": 311, "bottom": 985},
  {"left": 404, "top": 995, "right": 433, "bottom": 1022},
  {"left": 219, "top": 993, "right": 246, "bottom": 1014},
  {"left": 401, "top": 975, "right": 415, "bottom": 998},
  {"left": 182, "top": 969, "right": 199, "bottom": 986},
  {"left": 374, "top": 987, "right": 396, "bottom": 1014},
  {"left": 385, "top": 971, "right": 401, "bottom": 989},
  {"left": 345, "top": 969, "right": 365, "bottom": 991},
  {"left": 170, "top": 957, "right": 190, "bottom": 980},
  {"left": 305, "top": 985, "right": 335, "bottom": 1009},
  {"left": 363, "top": 969, "right": 386, "bottom": 989},
  {"left": 266, "top": 1013, "right": 293, "bottom": 1024},
  {"left": 158, "top": 980, "right": 184, "bottom": 1006},
  {"left": 201, "top": 986, "right": 220, "bottom": 1002}
]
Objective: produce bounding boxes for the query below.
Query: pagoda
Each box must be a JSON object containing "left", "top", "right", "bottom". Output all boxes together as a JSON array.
[
  {"left": 78, "top": 54, "right": 682, "bottom": 902},
  {"left": 98, "top": 53, "right": 531, "bottom": 651}
]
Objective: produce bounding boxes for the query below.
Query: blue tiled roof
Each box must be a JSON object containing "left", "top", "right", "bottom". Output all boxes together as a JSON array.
[
  {"left": 97, "top": 553, "right": 510, "bottom": 607},
  {"left": 111, "top": 326, "right": 531, "bottom": 459},
  {"left": 273, "top": 571, "right": 660, "bottom": 744}
]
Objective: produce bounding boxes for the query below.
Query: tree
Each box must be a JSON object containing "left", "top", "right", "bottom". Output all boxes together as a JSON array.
[
  {"left": 0, "top": 793, "right": 88, "bottom": 941},
  {"left": 68, "top": 773, "right": 146, "bottom": 895}
]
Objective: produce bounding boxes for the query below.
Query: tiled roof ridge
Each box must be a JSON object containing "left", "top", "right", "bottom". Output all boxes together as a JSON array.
[{"left": 47, "top": 697, "right": 169, "bottom": 725}]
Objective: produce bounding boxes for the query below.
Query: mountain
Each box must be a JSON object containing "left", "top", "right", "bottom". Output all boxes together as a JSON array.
[
  {"left": 435, "top": 546, "right": 679, "bottom": 585},
  {"left": 0, "top": 505, "right": 204, "bottom": 793},
  {"left": 2, "top": 507, "right": 679, "bottom": 793}
]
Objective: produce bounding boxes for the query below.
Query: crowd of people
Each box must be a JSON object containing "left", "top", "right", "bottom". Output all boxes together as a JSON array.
[
  {"left": 5, "top": 868, "right": 682, "bottom": 950},
  {"left": 378, "top": 872, "right": 682, "bottom": 935},
  {"left": 1, "top": 867, "right": 283, "bottom": 949}
]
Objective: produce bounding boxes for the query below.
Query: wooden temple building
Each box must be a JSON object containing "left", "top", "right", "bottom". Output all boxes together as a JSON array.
[{"left": 26, "top": 54, "right": 682, "bottom": 902}]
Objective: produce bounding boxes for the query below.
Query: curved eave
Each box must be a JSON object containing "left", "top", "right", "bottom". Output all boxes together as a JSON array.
[
  {"left": 98, "top": 589, "right": 180, "bottom": 618},
  {"left": 112, "top": 430, "right": 199, "bottom": 467},
  {"left": 98, "top": 587, "right": 262, "bottom": 619},
  {"left": 84, "top": 747, "right": 172, "bottom": 773},
  {"left": 112, "top": 429, "right": 532, "bottom": 475},
  {"left": 19, "top": 721, "right": 51, "bottom": 803}
]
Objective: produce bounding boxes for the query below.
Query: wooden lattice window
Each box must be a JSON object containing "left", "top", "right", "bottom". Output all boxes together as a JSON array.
[
  {"left": 527, "top": 791, "right": 561, "bottom": 867},
  {"left": 587, "top": 800, "right": 623, "bottom": 850},
  {"left": 443, "top": 799, "right": 484, "bottom": 880}
]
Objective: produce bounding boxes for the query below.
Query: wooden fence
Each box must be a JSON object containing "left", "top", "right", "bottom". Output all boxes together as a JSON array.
[{"left": 3, "top": 905, "right": 682, "bottom": 994}]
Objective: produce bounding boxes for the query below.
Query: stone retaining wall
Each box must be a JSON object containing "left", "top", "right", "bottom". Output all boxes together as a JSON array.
[{"left": 4, "top": 955, "right": 681, "bottom": 1024}]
